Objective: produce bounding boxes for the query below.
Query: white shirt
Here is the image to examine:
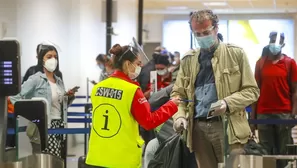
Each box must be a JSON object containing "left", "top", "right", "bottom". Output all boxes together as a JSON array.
[{"left": 49, "top": 81, "right": 62, "bottom": 119}]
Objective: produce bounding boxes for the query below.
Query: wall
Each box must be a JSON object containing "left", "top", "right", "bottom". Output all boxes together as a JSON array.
[
  {"left": 143, "top": 13, "right": 297, "bottom": 60},
  {"left": 0, "top": 0, "right": 138, "bottom": 96}
]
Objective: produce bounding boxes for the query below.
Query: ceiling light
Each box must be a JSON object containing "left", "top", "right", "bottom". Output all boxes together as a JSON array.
[
  {"left": 203, "top": 2, "right": 228, "bottom": 6},
  {"left": 166, "top": 6, "right": 188, "bottom": 10}
]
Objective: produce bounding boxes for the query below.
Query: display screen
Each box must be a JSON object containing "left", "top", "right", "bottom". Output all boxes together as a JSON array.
[
  {"left": 0, "top": 61, "right": 13, "bottom": 84},
  {"left": 0, "top": 40, "right": 21, "bottom": 96}
]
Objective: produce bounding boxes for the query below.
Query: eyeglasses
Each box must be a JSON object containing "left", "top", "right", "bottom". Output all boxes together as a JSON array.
[{"left": 193, "top": 26, "right": 214, "bottom": 37}]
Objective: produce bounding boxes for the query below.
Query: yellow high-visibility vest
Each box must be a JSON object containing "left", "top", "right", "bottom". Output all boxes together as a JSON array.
[{"left": 86, "top": 77, "right": 144, "bottom": 168}]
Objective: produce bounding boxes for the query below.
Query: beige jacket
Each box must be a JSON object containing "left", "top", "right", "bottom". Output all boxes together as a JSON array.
[{"left": 171, "top": 43, "right": 260, "bottom": 152}]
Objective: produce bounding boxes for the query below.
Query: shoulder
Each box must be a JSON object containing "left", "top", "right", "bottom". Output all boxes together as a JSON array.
[
  {"left": 29, "top": 72, "right": 43, "bottom": 79},
  {"left": 27, "top": 65, "right": 37, "bottom": 70},
  {"left": 221, "top": 43, "right": 247, "bottom": 61},
  {"left": 224, "top": 43, "right": 244, "bottom": 52},
  {"left": 181, "top": 49, "right": 199, "bottom": 60}
]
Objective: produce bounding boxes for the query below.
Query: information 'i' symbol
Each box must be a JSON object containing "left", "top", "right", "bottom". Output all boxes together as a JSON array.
[{"left": 102, "top": 110, "right": 110, "bottom": 130}]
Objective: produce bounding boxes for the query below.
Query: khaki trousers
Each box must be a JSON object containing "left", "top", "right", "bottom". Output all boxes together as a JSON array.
[{"left": 192, "top": 119, "right": 245, "bottom": 168}]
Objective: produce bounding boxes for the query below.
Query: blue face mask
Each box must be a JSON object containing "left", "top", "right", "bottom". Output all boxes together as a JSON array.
[
  {"left": 98, "top": 64, "right": 105, "bottom": 70},
  {"left": 268, "top": 44, "right": 282, "bottom": 56},
  {"left": 195, "top": 35, "right": 216, "bottom": 49}
]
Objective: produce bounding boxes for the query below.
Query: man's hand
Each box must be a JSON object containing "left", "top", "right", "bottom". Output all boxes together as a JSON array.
[
  {"left": 173, "top": 117, "right": 187, "bottom": 133},
  {"left": 210, "top": 100, "right": 227, "bottom": 117},
  {"left": 170, "top": 96, "right": 181, "bottom": 106}
]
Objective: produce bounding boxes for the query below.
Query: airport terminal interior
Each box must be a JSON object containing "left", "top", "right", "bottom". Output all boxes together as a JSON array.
[{"left": 1, "top": 0, "right": 297, "bottom": 167}]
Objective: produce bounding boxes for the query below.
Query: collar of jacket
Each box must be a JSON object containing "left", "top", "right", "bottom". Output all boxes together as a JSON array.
[
  {"left": 195, "top": 43, "right": 224, "bottom": 61},
  {"left": 38, "top": 72, "right": 63, "bottom": 85}
]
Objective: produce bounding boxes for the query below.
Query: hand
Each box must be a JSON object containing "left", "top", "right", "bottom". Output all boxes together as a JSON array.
[
  {"left": 170, "top": 96, "right": 181, "bottom": 106},
  {"left": 211, "top": 100, "right": 227, "bottom": 117},
  {"left": 173, "top": 117, "right": 187, "bottom": 133},
  {"left": 90, "top": 80, "right": 97, "bottom": 85},
  {"left": 66, "top": 89, "right": 75, "bottom": 96}
]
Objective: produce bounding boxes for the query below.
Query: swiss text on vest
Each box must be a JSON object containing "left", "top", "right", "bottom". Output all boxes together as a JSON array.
[{"left": 95, "top": 87, "right": 123, "bottom": 100}]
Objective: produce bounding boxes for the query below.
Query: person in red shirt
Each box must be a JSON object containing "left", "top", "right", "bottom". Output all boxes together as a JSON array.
[
  {"left": 252, "top": 32, "right": 297, "bottom": 168},
  {"left": 144, "top": 54, "right": 172, "bottom": 99}
]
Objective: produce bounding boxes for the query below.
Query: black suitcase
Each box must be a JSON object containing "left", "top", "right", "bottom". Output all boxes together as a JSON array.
[
  {"left": 78, "top": 156, "right": 88, "bottom": 168},
  {"left": 78, "top": 156, "right": 104, "bottom": 168}
]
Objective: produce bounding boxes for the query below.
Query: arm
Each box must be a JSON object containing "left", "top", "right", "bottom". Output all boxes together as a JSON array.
[
  {"left": 131, "top": 88, "right": 178, "bottom": 130},
  {"left": 290, "top": 60, "right": 297, "bottom": 115},
  {"left": 148, "top": 84, "right": 173, "bottom": 109},
  {"left": 224, "top": 49, "right": 260, "bottom": 114},
  {"left": 10, "top": 75, "right": 38, "bottom": 104},
  {"left": 170, "top": 59, "right": 188, "bottom": 120}
]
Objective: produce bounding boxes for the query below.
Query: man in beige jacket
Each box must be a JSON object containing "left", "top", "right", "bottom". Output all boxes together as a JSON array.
[{"left": 171, "top": 10, "right": 259, "bottom": 168}]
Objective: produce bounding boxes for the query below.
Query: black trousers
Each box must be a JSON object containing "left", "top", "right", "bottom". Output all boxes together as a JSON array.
[{"left": 6, "top": 117, "right": 16, "bottom": 147}]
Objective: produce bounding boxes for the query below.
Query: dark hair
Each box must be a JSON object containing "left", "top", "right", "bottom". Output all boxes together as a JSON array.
[
  {"left": 189, "top": 10, "right": 219, "bottom": 29},
  {"left": 36, "top": 44, "right": 43, "bottom": 55},
  {"left": 217, "top": 33, "right": 224, "bottom": 42},
  {"left": 109, "top": 44, "right": 138, "bottom": 70},
  {"left": 36, "top": 45, "right": 60, "bottom": 73},
  {"left": 155, "top": 54, "right": 170, "bottom": 66},
  {"left": 96, "top": 54, "right": 107, "bottom": 62}
]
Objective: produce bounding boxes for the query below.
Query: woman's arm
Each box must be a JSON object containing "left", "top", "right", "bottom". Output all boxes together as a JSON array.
[
  {"left": 131, "top": 88, "right": 178, "bottom": 130},
  {"left": 9, "top": 75, "right": 38, "bottom": 104}
]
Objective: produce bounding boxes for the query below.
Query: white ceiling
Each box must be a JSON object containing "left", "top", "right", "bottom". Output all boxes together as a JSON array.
[{"left": 144, "top": 0, "right": 297, "bottom": 14}]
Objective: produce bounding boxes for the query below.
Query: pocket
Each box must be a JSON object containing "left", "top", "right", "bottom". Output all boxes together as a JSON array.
[
  {"left": 222, "top": 66, "right": 241, "bottom": 94},
  {"left": 227, "top": 112, "right": 250, "bottom": 140},
  {"left": 36, "top": 88, "right": 47, "bottom": 96}
]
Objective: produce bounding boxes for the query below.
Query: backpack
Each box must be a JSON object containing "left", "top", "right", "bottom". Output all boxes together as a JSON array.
[{"left": 256, "top": 54, "right": 292, "bottom": 91}]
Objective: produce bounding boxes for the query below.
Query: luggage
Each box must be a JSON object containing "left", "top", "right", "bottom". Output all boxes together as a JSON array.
[
  {"left": 148, "top": 134, "right": 194, "bottom": 168},
  {"left": 78, "top": 156, "right": 87, "bottom": 168}
]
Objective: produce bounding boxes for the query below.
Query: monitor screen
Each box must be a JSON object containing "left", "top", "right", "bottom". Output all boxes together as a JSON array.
[{"left": 0, "top": 40, "right": 21, "bottom": 96}]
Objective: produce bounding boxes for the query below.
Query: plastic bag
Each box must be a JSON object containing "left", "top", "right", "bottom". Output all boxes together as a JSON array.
[{"left": 148, "top": 134, "right": 192, "bottom": 168}]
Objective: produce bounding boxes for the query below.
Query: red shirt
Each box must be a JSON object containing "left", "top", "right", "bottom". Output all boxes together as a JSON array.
[
  {"left": 256, "top": 57, "right": 297, "bottom": 114},
  {"left": 110, "top": 70, "right": 178, "bottom": 130}
]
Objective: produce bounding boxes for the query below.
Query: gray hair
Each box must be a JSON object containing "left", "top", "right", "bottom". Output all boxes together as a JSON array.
[{"left": 189, "top": 10, "right": 219, "bottom": 28}]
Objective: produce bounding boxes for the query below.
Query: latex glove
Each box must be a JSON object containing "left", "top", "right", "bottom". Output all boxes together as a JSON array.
[
  {"left": 173, "top": 117, "right": 187, "bottom": 133},
  {"left": 209, "top": 100, "right": 227, "bottom": 117}
]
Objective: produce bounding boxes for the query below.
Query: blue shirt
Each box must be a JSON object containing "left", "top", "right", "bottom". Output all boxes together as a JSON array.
[{"left": 194, "top": 49, "right": 219, "bottom": 118}]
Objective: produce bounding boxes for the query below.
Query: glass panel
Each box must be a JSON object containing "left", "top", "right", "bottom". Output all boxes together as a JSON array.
[{"left": 16, "top": 115, "right": 41, "bottom": 159}]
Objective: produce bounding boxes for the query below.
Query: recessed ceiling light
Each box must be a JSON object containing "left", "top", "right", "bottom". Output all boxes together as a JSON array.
[
  {"left": 166, "top": 6, "right": 188, "bottom": 10},
  {"left": 203, "top": 2, "right": 228, "bottom": 6}
]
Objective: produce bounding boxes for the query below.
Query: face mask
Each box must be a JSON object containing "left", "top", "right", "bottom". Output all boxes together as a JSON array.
[
  {"left": 44, "top": 58, "right": 57, "bottom": 72},
  {"left": 129, "top": 64, "right": 142, "bottom": 79},
  {"left": 98, "top": 64, "right": 105, "bottom": 70},
  {"left": 195, "top": 34, "right": 216, "bottom": 49},
  {"left": 157, "top": 69, "right": 168, "bottom": 76},
  {"left": 268, "top": 44, "right": 282, "bottom": 56}
]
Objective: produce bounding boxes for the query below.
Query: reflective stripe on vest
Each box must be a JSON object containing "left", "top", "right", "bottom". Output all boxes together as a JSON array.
[{"left": 86, "top": 77, "right": 144, "bottom": 168}]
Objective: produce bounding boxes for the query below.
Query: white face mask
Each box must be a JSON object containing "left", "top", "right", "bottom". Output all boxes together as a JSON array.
[
  {"left": 44, "top": 58, "right": 58, "bottom": 72},
  {"left": 129, "top": 64, "right": 142, "bottom": 79},
  {"left": 157, "top": 69, "right": 168, "bottom": 76}
]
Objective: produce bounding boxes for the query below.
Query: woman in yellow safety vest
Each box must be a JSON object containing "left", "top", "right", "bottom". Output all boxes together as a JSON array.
[{"left": 86, "top": 43, "right": 181, "bottom": 168}]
